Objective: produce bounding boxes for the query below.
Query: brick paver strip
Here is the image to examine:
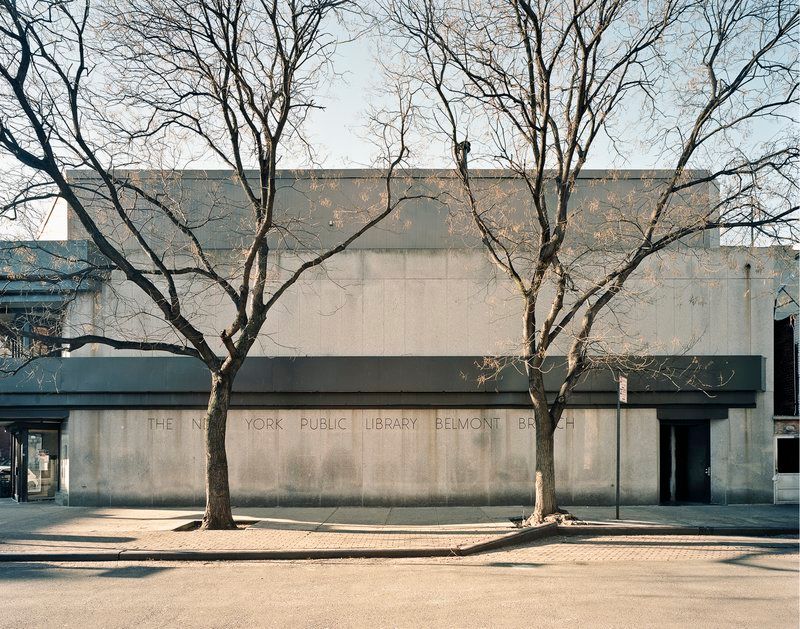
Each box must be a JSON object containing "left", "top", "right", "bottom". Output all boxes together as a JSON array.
[
  {"left": 0, "top": 526, "right": 510, "bottom": 554},
  {"left": 459, "top": 535, "right": 800, "bottom": 564}
]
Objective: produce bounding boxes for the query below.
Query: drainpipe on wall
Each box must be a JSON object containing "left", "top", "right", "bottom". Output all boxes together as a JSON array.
[{"left": 744, "top": 262, "right": 752, "bottom": 355}]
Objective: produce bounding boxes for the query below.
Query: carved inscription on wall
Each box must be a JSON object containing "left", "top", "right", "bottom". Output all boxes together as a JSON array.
[{"left": 146, "top": 414, "right": 576, "bottom": 433}]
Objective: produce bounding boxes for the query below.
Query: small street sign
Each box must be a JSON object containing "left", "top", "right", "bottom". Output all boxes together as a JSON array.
[{"left": 615, "top": 373, "right": 627, "bottom": 520}]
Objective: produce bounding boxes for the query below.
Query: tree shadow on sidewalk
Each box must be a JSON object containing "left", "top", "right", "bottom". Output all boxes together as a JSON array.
[
  {"left": 0, "top": 563, "right": 173, "bottom": 582},
  {"left": 1, "top": 532, "right": 135, "bottom": 544}
]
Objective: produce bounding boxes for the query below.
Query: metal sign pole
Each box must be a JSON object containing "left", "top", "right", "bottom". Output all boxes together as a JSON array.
[
  {"left": 615, "top": 375, "right": 627, "bottom": 521},
  {"left": 615, "top": 380, "right": 621, "bottom": 520}
]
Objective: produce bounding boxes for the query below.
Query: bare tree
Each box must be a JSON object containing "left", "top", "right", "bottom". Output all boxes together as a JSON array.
[
  {"left": 383, "top": 0, "right": 798, "bottom": 522},
  {"left": 0, "top": 0, "right": 419, "bottom": 528}
]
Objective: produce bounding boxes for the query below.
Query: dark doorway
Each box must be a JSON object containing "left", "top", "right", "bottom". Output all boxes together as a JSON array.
[{"left": 659, "top": 420, "right": 711, "bottom": 504}]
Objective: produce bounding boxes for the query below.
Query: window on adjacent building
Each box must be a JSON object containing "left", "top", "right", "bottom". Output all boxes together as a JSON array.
[
  {"left": 774, "top": 315, "right": 799, "bottom": 417},
  {"left": 776, "top": 437, "right": 799, "bottom": 474},
  {"left": 0, "top": 310, "right": 65, "bottom": 359}
]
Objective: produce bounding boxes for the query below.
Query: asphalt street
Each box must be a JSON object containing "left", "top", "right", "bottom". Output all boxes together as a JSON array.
[{"left": 0, "top": 536, "right": 797, "bottom": 628}]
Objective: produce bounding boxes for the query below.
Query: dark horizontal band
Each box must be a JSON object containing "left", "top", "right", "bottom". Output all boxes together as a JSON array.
[{"left": 0, "top": 355, "right": 764, "bottom": 411}]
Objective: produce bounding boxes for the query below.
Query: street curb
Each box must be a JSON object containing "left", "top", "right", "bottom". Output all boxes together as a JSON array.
[
  {"left": 0, "top": 523, "right": 794, "bottom": 563},
  {"left": 456, "top": 522, "right": 558, "bottom": 555},
  {"left": 0, "top": 551, "right": 123, "bottom": 562},
  {"left": 0, "top": 548, "right": 456, "bottom": 562}
]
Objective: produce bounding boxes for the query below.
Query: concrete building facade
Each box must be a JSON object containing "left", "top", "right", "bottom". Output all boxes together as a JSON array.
[{"left": 1, "top": 170, "right": 797, "bottom": 507}]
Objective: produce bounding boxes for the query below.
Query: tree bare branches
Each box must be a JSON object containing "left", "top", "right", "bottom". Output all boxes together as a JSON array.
[
  {"left": 383, "top": 0, "right": 798, "bottom": 521},
  {"left": 0, "top": 0, "right": 417, "bottom": 528}
]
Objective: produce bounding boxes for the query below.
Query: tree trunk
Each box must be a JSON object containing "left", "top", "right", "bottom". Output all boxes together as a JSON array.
[
  {"left": 521, "top": 295, "right": 559, "bottom": 524},
  {"left": 531, "top": 414, "right": 558, "bottom": 523},
  {"left": 201, "top": 372, "right": 236, "bottom": 530}
]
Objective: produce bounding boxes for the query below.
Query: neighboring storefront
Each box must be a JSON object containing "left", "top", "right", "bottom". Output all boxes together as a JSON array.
[{"left": 3, "top": 418, "right": 62, "bottom": 502}]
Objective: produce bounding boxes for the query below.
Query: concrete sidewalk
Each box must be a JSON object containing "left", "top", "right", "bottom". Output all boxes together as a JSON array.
[{"left": 0, "top": 501, "right": 796, "bottom": 561}]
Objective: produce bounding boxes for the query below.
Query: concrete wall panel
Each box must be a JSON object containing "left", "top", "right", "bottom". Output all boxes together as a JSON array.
[
  {"left": 71, "top": 248, "right": 778, "bottom": 363},
  {"left": 64, "top": 407, "right": 672, "bottom": 507}
]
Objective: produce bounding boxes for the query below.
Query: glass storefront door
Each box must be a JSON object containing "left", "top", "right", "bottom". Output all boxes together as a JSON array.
[
  {"left": 12, "top": 432, "right": 23, "bottom": 502},
  {"left": 26, "top": 430, "right": 59, "bottom": 500},
  {"left": 8, "top": 426, "right": 60, "bottom": 502}
]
